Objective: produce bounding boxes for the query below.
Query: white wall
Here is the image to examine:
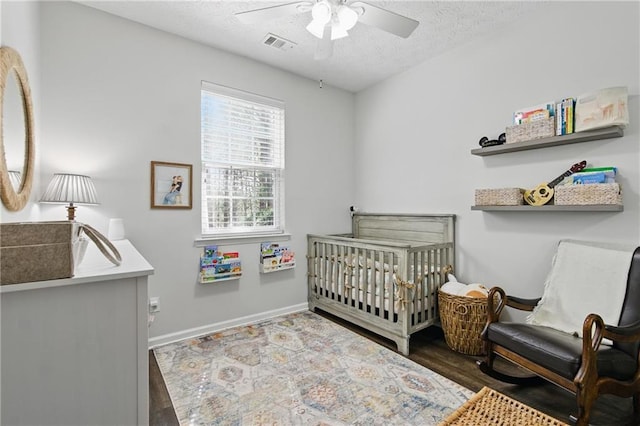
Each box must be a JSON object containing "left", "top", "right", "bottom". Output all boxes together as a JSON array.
[
  {"left": 27, "top": 1, "right": 355, "bottom": 343},
  {"left": 355, "top": 2, "right": 639, "bottom": 303}
]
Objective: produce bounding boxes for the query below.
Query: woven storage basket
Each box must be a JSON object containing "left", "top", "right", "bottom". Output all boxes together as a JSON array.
[
  {"left": 505, "top": 116, "right": 555, "bottom": 144},
  {"left": 438, "top": 289, "right": 488, "bottom": 355},
  {"left": 555, "top": 183, "right": 622, "bottom": 205},
  {"left": 440, "top": 386, "right": 569, "bottom": 425},
  {"left": 475, "top": 188, "right": 525, "bottom": 206}
]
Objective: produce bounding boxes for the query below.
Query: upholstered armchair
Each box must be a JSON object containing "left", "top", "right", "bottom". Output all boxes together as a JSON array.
[{"left": 478, "top": 240, "right": 640, "bottom": 426}]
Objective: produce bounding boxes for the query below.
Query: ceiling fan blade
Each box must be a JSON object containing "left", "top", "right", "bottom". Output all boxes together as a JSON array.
[
  {"left": 235, "top": 1, "right": 312, "bottom": 25},
  {"left": 350, "top": 1, "right": 419, "bottom": 38},
  {"left": 314, "top": 24, "right": 333, "bottom": 60}
]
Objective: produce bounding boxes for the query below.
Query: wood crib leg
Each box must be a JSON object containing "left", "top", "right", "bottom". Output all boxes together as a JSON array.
[{"left": 396, "top": 336, "right": 410, "bottom": 356}]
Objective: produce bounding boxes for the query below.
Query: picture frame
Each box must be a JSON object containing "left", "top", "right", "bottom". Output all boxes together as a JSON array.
[{"left": 150, "top": 161, "right": 193, "bottom": 209}]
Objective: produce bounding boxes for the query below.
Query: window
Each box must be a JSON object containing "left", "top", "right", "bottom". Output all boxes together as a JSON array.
[{"left": 201, "top": 82, "right": 285, "bottom": 236}]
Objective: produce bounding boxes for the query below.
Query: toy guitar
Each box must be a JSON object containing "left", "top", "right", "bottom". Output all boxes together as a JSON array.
[{"left": 524, "top": 160, "right": 587, "bottom": 206}]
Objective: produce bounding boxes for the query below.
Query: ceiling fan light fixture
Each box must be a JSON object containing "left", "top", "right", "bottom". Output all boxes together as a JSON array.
[
  {"left": 307, "top": 0, "right": 332, "bottom": 39},
  {"left": 336, "top": 5, "right": 358, "bottom": 31},
  {"left": 330, "top": 22, "right": 349, "bottom": 40},
  {"left": 310, "top": 0, "right": 331, "bottom": 24},
  {"left": 306, "top": 19, "right": 327, "bottom": 39}
]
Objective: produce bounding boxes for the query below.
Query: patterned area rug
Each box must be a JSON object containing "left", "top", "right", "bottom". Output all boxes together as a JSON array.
[{"left": 153, "top": 311, "right": 473, "bottom": 425}]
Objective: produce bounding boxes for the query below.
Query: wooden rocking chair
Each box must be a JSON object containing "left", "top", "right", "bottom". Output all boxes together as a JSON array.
[{"left": 478, "top": 241, "right": 640, "bottom": 425}]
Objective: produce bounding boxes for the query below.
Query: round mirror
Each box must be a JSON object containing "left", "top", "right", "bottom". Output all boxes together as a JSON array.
[
  {"left": 5, "top": 70, "right": 26, "bottom": 188},
  {"left": 0, "top": 46, "right": 35, "bottom": 211}
]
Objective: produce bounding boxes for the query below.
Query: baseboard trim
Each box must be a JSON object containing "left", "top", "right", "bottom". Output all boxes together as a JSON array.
[{"left": 148, "top": 303, "right": 309, "bottom": 349}]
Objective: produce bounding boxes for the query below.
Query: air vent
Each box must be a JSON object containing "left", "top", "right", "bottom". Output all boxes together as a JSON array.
[{"left": 263, "top": 33, "right": 296, "bottom": 50}]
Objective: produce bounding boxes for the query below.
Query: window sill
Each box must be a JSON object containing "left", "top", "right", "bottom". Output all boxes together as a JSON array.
[{"left": 194, "top": 233, "right": 292, "bottom": 247}]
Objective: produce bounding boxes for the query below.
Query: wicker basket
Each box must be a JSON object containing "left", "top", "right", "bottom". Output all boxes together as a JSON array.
[
  {"left": 438, "top": 289, "right": 488, "bottom": 355},
  {"left": 505, "top": 116, "right": 555, "bottom": 144},
  {"left": 440, "top": 386, "right": 570, "bottom": 425},
  {"left": 555, "top": 183, "right": 622, "bottom": 205},
  {"left": 475, "top": 188, "right": 525, "bottom": 206}
]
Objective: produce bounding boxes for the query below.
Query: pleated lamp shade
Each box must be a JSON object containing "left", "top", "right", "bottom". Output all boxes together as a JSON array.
[{"left": 40, "top": 173, "right": 99, "bottom": 220}]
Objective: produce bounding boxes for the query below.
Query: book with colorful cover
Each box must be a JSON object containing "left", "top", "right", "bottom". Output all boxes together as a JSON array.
[
  {"left": 260, "top": 242, "right": 295, "bottom": 271},
  {"left": 563, "top": 98, "right": 575, "bottom": 134},
  {"left": 513, "top": 102, "right": 555, "bottom": 125},
  {"left": 556, "top": 101, "right": 563, "bottom": 135},
  {"left": 554, "top": 98, "right": 574, "bottom": 135},
  {"left": 204, "top": 245, "right": 218, "bottom": 258},
  {"left": 573, "top": 167, "right": 617, "bottom": 184},
  {"left": 573, "top": 172, "right": 606, "bottom": 184},
  {"left": 200, "top": 246, "right": 242, "bottom": 281}
]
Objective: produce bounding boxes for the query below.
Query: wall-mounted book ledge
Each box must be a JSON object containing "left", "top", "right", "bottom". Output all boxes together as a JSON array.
[{"left": 470, "top": 125, "right": 624, "bottom": 156}]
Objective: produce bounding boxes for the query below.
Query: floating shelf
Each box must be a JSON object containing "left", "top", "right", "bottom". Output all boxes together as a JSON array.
[
  {"left": 200, "top": 273, "right": 241, "bottom": 284},
  {"left": 470, "top": 125, "right": 624, "bottom": 156},
  {"left": 471, "top": 204, "right": 623, "bottom": 212},
  {"left": 260, "top": 262, "right": 296, "bottom": 274}
]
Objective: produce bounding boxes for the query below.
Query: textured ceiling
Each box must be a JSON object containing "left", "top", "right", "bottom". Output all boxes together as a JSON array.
[{"left": 76, "top": 1, "right": 542, "bottom": 92}]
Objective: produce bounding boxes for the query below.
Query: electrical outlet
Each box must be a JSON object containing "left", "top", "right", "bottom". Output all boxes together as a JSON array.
[{"left": 149, "top": 297, "right": 160, "bottom": 313}]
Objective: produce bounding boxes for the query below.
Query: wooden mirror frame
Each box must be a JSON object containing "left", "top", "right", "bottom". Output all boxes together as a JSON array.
[{"left": 0, "top": 46, "right": 35, "bottom": 211}]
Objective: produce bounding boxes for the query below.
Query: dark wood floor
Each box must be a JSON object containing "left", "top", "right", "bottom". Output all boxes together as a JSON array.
[{"left": 149, "top": 310, "right": 636, "bottom": 425}]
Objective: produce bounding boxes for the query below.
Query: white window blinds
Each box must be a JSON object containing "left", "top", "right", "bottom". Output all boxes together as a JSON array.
[{"left": 201, "top": 81, "right": 285, "bottom": 236}]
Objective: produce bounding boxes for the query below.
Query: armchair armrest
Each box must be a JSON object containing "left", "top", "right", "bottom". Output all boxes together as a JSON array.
[
  {"left": 582, "top": 315, "right": 640, "bottom": 351},
  {"left": 506, "top": 296, "right": 541, "bottom": 311},
  {"left": 483, "top": 287, "right": 541, "bottom": 339},
  {"left": 575, "top": 314, "right": 640, "bottom": 388},
  {"left": 604, "top": 318, "right": 640, "bottom": 342},
  {"left": 486, "top": 287, "right": 540, "bottom": 318},
  {"left": 486, "top": 287, "right": 506, "bottom": 323}
]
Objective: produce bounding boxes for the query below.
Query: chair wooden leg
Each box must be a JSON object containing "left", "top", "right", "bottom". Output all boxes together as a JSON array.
[
  {"left": 485, "top": 343, "right": 496, "bottom": 367},
  {"left": 574, "top": 387, "right": 597, "bottom": 426}
]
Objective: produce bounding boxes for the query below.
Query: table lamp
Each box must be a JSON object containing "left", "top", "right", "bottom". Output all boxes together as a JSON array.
[{"left": 40, "top": 173, "right": 99, "bottom": 220}]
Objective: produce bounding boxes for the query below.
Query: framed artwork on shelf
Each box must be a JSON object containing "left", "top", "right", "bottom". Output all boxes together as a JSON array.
[{"left": 150, "top": 161, "right": 193, "bottom": 209}]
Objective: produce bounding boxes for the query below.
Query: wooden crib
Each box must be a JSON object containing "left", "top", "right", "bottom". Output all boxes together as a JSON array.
[{"left": 307, "top": 213, "right": 455, "bottom": 355}]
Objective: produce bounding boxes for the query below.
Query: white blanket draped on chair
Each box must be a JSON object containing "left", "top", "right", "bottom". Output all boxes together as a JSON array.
[{"left": 527, "top": 239, "right": 636, "bottom": 338}]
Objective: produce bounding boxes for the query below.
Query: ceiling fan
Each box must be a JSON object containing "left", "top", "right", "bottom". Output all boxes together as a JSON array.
[{"left": 235, "top": 0, "right": 419, "bottom": 60}]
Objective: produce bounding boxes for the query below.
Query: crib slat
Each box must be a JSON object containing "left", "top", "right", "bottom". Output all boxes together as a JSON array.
[
  {"left": 361, "top": 248, "right": 369, "bottom": 313},
  {"left": 323, "top": 244, "right": 327, "bottom": 297},
  {"left": 374, "top": 248, "right": 380, "bottom": 314},
  {"left": 353, "top": 246, "right": 358, "bottom": 306},
  {"left": 428, "top": 248, "right": 436, "bottom": 321},
  {"left": 413, "top": 250, "right": 420, "bottom": 325},
  {"left": 325, "top": 243, "right": 331, "bottom": 300},
  {"left": 343, "top": 245, "right": 350, "bottom": 306},
  {"left": 390, "top": 252, "right": 397, "bottom": 318}
]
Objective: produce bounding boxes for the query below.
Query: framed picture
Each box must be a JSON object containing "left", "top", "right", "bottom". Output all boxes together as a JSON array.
[{"left": 150, "top": 161, "right": 193, "bottom": 209}]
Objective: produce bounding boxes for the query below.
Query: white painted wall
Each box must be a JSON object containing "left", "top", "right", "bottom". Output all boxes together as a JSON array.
[
  {"left": 27, "top": 1, "right": 355, "bottom": 342},
  {"left": 355, "top": 2, "right": 640, "bottom": 306}
]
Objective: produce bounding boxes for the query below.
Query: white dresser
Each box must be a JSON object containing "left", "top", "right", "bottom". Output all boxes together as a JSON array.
[{"left": 1, "top": 239, "right": 153, "bottom": 426}]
